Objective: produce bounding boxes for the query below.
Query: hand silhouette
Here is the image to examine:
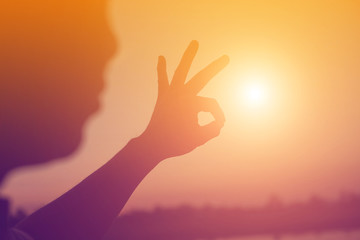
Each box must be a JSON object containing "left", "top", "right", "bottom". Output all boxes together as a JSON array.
[{"left": 140, "top": 41, "right": 229, "bottom": 160}]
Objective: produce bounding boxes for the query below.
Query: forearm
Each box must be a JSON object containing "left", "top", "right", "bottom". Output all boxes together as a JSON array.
[{"left": 17, "top": 137, "right": 160, "bottom": 240}]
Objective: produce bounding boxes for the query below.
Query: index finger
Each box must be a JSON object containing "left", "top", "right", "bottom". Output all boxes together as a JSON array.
[
  {"left": 196, "top": 96, "right": 225, "bottom": 125},
  {"left": 185, "top": 55, "right": 229, "bottom": 95}
]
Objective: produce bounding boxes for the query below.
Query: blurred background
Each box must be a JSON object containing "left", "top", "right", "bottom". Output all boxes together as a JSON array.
[{"left": 3, "top": 0, "right": 360, "bottom": 239}]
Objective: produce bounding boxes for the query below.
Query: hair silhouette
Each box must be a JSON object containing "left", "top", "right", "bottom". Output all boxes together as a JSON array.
[{"left": 0, "top": 1, "right": 116, "bottom": 174}]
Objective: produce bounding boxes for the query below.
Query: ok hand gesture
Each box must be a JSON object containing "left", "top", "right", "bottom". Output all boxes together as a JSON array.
[{"left": 140, "top": 41, "right": 229, "bottom": 161}]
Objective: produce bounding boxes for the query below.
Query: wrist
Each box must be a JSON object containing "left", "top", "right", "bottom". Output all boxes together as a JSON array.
[
  {"left": 118, "top": 135, "right": 165, "bottom": 168},
  {"left": 133, "top": 133, "right": 167, "bottom": 161}
]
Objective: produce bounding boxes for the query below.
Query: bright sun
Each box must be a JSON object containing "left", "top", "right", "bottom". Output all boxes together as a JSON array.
[
  {"left": 239, "top": 75, "right": 270, "bottom": 109},
  {"left": 245, "top": 83, "right": 266, "bottom": 103}
]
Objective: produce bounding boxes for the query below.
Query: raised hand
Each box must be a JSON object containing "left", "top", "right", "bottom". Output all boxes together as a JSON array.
[{"left": 140, "top": 40, "right": 229, "bottom": 160}]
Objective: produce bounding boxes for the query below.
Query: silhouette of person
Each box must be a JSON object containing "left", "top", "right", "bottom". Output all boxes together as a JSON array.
[{"left": 0, "top": 1, "right": 229, "bottom": 240}]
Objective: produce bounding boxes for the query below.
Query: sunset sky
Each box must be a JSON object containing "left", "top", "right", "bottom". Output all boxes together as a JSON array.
[{"left": 3, "top": 0, "right": 360, "bottom": 214}]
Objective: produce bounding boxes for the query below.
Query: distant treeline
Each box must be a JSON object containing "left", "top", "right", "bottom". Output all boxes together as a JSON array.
[{"left": 104, "top": 193, "right": 360, "bottom": 240}]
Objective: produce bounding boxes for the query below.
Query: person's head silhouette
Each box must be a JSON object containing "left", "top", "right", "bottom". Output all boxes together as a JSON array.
[{"left": 0, "top": 1, "right": 116, "bottom": 181}]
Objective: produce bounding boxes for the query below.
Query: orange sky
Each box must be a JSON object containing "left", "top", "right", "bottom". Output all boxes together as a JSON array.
[{"left": 3, "top": 0, "right": 360, "bottom": 214}]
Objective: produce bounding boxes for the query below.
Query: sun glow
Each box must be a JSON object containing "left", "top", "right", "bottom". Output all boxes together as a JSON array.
[
  {"left": 244, "top": 83, "right": 267, "bottom": 105},
  {"left": 239, "top": 75, "right": 271, "bottom": 109}
]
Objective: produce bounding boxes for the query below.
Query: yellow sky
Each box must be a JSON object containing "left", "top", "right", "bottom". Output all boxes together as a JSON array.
[{"left": 3, "top": 0, "right": 360, "bottom": 213}]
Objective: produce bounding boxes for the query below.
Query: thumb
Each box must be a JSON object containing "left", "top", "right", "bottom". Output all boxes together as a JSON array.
[
  {"left": 194, "top": 96, "right": 225, "bottom": 145},
  {"left": 196, "top": 121, "right": 223, "bottom": 146}
]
